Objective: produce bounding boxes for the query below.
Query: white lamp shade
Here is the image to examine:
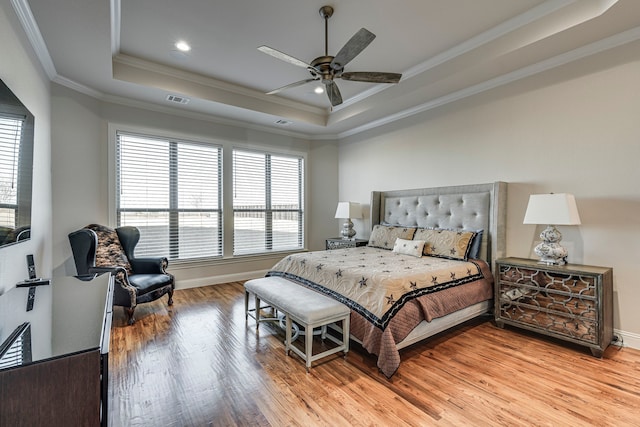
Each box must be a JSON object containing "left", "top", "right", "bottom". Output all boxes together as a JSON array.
[
  {"left": 523, "top": 193, "right": 581, "bottom": 225},
  {"left": 334, "top": 202, "right": 362, "bottom": 219}
]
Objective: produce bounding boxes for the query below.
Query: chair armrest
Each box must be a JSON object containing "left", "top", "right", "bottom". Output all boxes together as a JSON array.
[
  {"left": 129, "top": 257, "right": 169, "bottom": 274},
  {"left": 88, "top": 266, "right": 128, "bottom": 275}
]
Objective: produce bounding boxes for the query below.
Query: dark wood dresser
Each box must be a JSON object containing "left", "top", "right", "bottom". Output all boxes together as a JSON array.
[{"left": 0, "top": 273, "right": 113, "bottom": 426}]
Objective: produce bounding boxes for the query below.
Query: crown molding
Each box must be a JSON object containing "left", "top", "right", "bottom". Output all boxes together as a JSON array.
[
  {"left": 334, "top": 0, "right": 577, "bottom": 111},
  {"left": 100, "top": 92, "right": 315, "bottom": 140},
  {"left": 52, "top": 75, "right": 106, "bottom": 100},
  {"left": 113, "top": 54, "right": 327, "bottom": 117},
  {"left": 11, "top": 0, "right": 56, "bottom": 79},
  {"left": 338, "top": 25, "right": 640, "bottom": 139},
  {"left": 14, "top": 0, "right": 635, "bottom": 142}
]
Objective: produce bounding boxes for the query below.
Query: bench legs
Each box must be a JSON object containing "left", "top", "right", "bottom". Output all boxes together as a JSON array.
[
  {"left": 245, "top": 290, "right": 299, "bottom": 339},
  {"left": 243, "top": 289, "right": 263, "bottom": 329},
  {"left": 245, "top": 286, "right": 350, "bottom": 371},
  {"left": 285, "top": 315, "right": 293, "bottom": 356},
  {"left": 244, "top": 290, "right": 274, "bottom": 330},
  {"left": 285, "top": 315, "right": 350, "bottom": 372}
]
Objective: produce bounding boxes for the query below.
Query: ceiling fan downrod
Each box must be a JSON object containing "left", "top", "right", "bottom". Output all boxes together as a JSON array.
[{"left": 319, "top": 6, "right": 333, "bottom": 57}]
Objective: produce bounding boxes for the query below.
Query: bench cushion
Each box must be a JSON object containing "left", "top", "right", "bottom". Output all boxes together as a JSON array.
[{"left": 244, "top": 277, "right": 349, "bottom": 324}]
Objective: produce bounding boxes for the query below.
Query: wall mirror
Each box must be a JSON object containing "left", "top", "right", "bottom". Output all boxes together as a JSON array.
[{"left": 0, "top": 79, "right": 34, "bottom": 248}]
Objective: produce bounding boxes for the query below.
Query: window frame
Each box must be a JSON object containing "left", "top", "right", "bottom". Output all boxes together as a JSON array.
[
  {"left": 109, "top": 124, "right": 309, "bottom": 266},
  {"left": 232, "top": 148, "right": 305, "bottom": 256}
]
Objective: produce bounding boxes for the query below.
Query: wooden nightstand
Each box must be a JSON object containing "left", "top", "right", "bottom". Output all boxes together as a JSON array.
[
  {"left": 325, "top": 238, "right": 368, "bottom": 250},
  {"left": 495, "top": 257, "right": 613, "bottom": 357}
]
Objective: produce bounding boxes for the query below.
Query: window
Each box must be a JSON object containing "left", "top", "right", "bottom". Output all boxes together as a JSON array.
[
  {"left": 233, "top": 149, "right": 304, "bottom": 255},
  {"left": 116, "top": 132, "right": 222, "bottom": 260},
  {"left": 0, "top": 322, "right": 32, "bottom": 369},
  {"left": 0, "top": 113, "right": 24, "bottom": 227}
]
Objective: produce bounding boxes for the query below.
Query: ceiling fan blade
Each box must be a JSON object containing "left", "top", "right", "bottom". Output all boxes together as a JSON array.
[
  {"left": 325, "top": 81, "right": 343, "bottom": 106},
  {"left": 266, "top": 78, "right": 318, "bottom": 95},
  {"left": 330, "top": 28, "right": 375, "bottom": 70},
  {"left": 258, "top": 45, "right": 312, "bottom": 69},
  {"left": 340, "top": 72, "right": 402, "bottom": 84}
]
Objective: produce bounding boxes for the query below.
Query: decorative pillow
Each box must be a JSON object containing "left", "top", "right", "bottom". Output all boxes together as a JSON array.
[
  {"left": 413, "top": 227, "right": 477, "bottom": 261},
  {"left": 85, "top": 224, "right": 132, "bottom": 274},
  {"left": 367, "top": 225, "right": 416, "bottom": 250},
  {"left": 392, "top": 238, "right": 425, "bottom": 258},
  {"left": 467, "top": 230, "right": 484, "bottom": 259}
]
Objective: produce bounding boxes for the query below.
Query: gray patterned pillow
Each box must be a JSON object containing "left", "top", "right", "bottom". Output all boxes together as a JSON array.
[
  {"left": 413, "top": 227, "right": 477, "bottom": 260},
  {"left": 367, "top": 225, "right": 416, "bottom": 250}
]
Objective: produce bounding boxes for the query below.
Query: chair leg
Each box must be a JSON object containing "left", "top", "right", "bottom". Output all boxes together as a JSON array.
[
  {"left": 125, "top": 307, "right": 136, "bottom": 325},
  {"left": 167, "top": 290, "right": 174, "bottom": 306},
  {"left": 244, "top": 290, "right": 249, "bottom": 321}
]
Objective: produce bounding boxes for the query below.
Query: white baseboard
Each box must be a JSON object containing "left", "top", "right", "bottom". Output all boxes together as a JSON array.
[
  {"left": 613, "top": 329, "right": 640, "bottom": 350},
  {"left": 175, "top": 269, "right": 268, "bottom": 290}
]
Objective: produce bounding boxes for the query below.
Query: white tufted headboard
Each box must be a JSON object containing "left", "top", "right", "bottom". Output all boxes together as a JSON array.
[{"left": 370, "top": 182, "right": 507, "bottom": 272}]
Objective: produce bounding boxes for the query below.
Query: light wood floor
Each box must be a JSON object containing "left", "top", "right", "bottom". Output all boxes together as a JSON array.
[{"left": 109, "top": 282, "right": 640, "bottom": 426}]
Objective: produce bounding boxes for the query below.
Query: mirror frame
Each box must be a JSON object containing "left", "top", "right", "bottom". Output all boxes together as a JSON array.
[{"left": 0, "top": 78, "right": 34, "bottom": 248}]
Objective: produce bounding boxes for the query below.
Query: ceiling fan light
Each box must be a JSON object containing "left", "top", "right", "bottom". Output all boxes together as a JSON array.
[{"left": 314, "top": 86, "right": 324, "bottom": 94}]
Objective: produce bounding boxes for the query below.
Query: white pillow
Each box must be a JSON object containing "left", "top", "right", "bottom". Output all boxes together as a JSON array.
[{"left": 392, "top": 238, "right": 425, "bottom": 258}]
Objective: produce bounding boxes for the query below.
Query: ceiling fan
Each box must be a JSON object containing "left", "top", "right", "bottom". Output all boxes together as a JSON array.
[{"left": 258, "top": 5, "right": 402, "bottom": 107}]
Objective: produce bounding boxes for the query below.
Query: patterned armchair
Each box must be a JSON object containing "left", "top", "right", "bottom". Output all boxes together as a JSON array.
[{"left": 69, "top": 224, "right": 174, "bottom": 324}]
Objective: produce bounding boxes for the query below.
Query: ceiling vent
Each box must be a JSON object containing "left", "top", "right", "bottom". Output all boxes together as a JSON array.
[
  {"left": 274, "top": 119, "right": 292, "bottom": 126},
  {"left": 166, "top": 94, "right": 190, "bottom": 105}
]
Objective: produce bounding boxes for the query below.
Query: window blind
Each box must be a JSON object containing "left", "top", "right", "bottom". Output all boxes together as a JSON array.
[
  {"left": 0, "top": 114, "right": 24, "bottom": 227},
  {"left": 116, "top": 132, "right": 222, "bottom": 260},
  {"left": 233, "top": 149, "right": 304, "bottom": 255},
  {"left": 0, "top": 322, "right": 31, "bottom": 370}
]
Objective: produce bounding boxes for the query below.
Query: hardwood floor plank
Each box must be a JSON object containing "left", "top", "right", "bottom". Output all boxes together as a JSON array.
[{"left": 109, "top": 282, "right": 640, "bottom": 426}]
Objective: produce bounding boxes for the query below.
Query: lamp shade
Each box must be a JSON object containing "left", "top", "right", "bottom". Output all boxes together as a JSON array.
[
  {"left": 523, "top": 193, "right": 581, "bottom": 225},
  {"left": 334, "top": 202, "right": 362, "bottom": 219}
]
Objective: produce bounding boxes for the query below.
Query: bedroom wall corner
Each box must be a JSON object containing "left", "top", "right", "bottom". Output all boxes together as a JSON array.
[{"left": 308, "top": 139, "right": 339, "bottom": 250}]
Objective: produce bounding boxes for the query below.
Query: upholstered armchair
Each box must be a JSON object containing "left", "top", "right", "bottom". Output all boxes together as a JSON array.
[{"left": 69, "top": 224, "right": 174, "bottom": 324}]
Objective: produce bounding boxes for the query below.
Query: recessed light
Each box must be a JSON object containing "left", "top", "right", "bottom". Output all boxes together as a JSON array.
[
  {"left": 175, "top": 41, "right": 191, "bottom": 52},
  {"left": 314, "top": 86, "right": 324, "bottom": 94}
]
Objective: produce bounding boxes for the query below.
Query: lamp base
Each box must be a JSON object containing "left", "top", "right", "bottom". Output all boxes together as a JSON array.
[
  {"left": 340, "top": 219, "right": 356, "bottom": 240},
  {"left": 534, "top": 225, "right": 568, "bottom": 265}
]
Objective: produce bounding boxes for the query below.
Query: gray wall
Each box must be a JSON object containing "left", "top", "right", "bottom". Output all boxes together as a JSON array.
[{"left": 338, "top": 40, "right": 640, "bottom": 345}]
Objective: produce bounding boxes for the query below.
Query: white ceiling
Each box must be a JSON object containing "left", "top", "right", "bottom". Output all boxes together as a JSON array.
[{"left": 15, "top": 0, "right": 640, "bottom": 138}]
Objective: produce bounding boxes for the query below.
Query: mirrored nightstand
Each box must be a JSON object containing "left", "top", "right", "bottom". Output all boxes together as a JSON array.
[{"left": 325, "top": 238, "right": 368, "bottom": 250}]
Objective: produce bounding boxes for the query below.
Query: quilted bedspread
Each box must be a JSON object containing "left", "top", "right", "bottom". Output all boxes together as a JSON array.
[{"left": 267, "top": 246, "right": 493, "bottom": 377}]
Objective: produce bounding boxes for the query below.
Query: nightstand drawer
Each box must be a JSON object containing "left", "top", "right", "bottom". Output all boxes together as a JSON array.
[
  {"left": 499, "top": 291, "right": 597, "bottom": 344},
  {"left": 500, "top": 266, "right": 597, "bottom": 297}
]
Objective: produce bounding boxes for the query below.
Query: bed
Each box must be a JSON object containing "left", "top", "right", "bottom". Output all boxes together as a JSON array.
[{"left": 267, "top": 182, "right": 507, "bottom": 377}]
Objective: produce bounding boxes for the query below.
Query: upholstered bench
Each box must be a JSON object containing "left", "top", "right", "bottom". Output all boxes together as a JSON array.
[{"left": 244, "top": 277, "right": 350, "bottom": 371}]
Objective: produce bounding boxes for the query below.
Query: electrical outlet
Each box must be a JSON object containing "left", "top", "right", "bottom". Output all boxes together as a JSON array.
[{"left": 611, "top": 335, "right": 623, "bottom": 347}]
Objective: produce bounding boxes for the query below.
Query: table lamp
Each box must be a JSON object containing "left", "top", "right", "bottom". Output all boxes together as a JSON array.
[
  {"left": 335, "top": 202, "right": 362, "bottom": 240},
  {"left": 523, "top": 193, "right": 581, "bottom": 265}
]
